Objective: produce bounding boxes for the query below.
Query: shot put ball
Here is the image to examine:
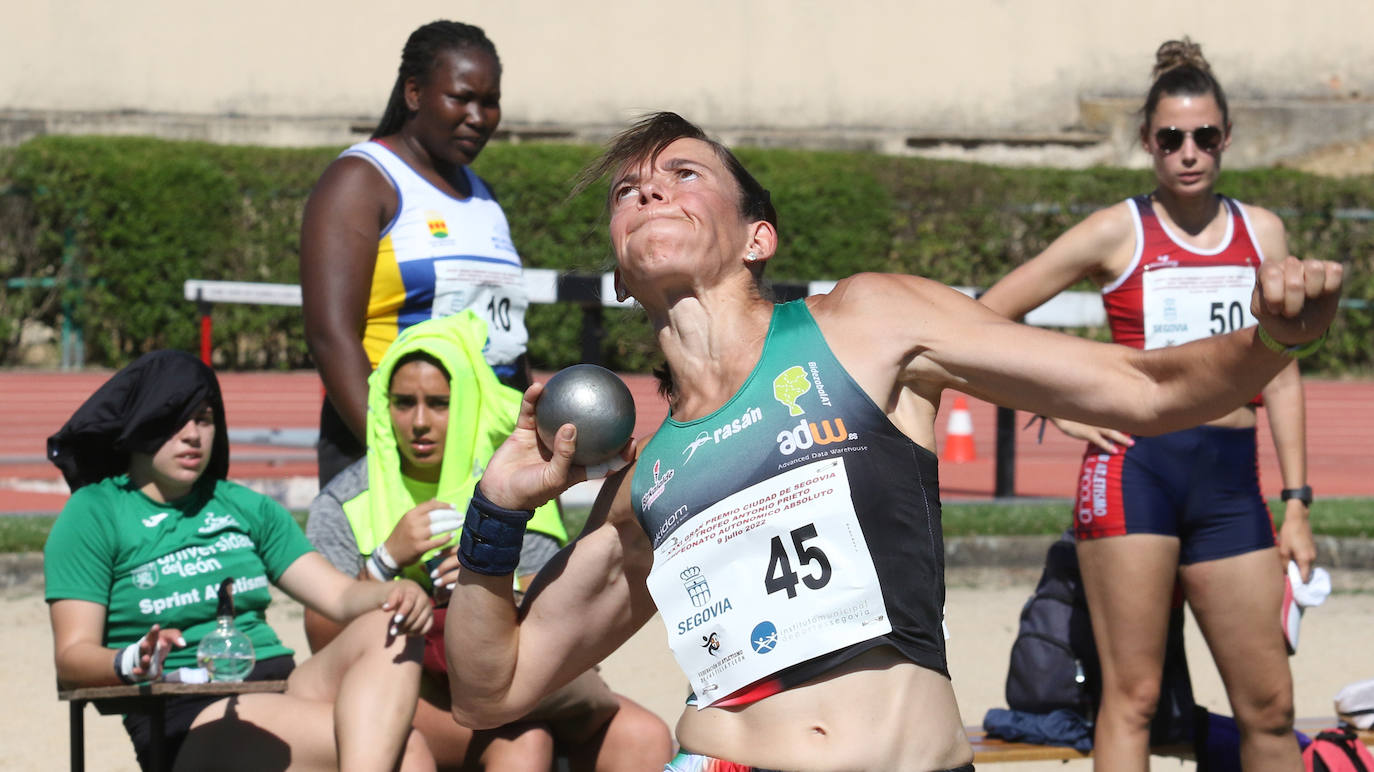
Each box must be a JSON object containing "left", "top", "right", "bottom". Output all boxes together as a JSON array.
[{"left": 535, "top": 364, "right": 636, "bottom": 466}]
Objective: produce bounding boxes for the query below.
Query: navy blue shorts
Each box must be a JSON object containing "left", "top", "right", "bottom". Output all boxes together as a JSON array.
[{"left": 1071, "top": 425, "right": 1274, "bottom": 564}]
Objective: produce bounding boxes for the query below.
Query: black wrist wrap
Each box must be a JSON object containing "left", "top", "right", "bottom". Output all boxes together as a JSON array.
[{"left": 457, "top": 486, "right": 534, "bottom": 576}]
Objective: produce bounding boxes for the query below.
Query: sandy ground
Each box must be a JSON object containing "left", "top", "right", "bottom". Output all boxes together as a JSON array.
[{"left": 6, "top": 569, "right": 1372, "bottom": 771}]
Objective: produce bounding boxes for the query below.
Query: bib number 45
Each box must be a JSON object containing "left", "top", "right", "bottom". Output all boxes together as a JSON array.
[{"left": 765, "top": 524, "right": 833, "bottom": 599}]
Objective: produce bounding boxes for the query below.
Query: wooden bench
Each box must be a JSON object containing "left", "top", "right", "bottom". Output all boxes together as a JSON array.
[
  {"left": 967, "top": 718, "right": 1374, "bottom": 764},
  {"left": 59, "top": 680, "right": 288, "bottom": 772}
]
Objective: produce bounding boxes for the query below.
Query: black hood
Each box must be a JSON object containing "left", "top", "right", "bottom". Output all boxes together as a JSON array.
[{"left": 47, "top": 350, "right": 230, "bottom": 491}]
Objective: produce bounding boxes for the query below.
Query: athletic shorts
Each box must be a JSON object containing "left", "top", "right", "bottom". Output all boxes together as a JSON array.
[
  {"left": 123, "top": 654, "right": 296, "bottom": 772},
  {"left": 1071, "top": 425, "right": 1275, "bottom": 564},
  {"left": 317, "top": 397, "right": 365, "bottom": 489},
  {"left": 665, "top": 751, "right": 973, "bottom": 772}
]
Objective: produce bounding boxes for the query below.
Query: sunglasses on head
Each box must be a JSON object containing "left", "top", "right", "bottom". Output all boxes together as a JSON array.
[{"left": 1154, "top": 125, "right": 1224, "bottom": 154}]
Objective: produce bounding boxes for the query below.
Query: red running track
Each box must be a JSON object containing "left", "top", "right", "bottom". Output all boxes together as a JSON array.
[{"left": 3, "top": 369, "right": 1372, "bottom": 513}]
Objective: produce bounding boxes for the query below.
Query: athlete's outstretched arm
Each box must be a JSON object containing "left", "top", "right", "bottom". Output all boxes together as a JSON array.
[{"left": 866, "top": 257, "right": 1339, "bottom": 434}]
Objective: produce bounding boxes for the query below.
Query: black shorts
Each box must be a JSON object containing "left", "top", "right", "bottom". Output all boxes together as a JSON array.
[
  {"left": 317, "top": 397, "right": 365, "bottom": 489},
  {"left": 122, "top": 655, "right": 296, "bottom": 772}
]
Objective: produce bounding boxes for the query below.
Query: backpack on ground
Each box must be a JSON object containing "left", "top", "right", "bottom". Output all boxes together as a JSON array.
[
  {"left": 1005, "top": 531, "right": 1099, "bottom": 716},
  {"left": 1303, "top": 728, "right": 1374, "bottom": 772},
  {"left": 1003, "top": 530, "right": 1195, "bottom": 746}
]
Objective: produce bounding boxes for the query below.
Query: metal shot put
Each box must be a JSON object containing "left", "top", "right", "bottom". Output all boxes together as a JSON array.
[{"left": 535, "top": 364, "right": 636, "bottom": 466}]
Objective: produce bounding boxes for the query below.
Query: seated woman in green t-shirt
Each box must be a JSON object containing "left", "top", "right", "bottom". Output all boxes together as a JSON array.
[
  {"left": 44, "top": 350, "right": 436, "bottom": 771},
  {"left": 303, "top": 311, "right": 672, "bottom": 771}
]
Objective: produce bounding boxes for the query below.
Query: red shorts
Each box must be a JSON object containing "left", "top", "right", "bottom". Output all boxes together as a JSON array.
[
  {"left": 421, "top": 603, "right": 620, "bottom": 739},
  {"left": 422, "top": 604, "right": 451, "bottom": 680}
]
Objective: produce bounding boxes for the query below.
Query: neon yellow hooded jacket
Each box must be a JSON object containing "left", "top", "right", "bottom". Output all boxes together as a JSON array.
[{"left": 343, "top": 311, "right": 566, "bottom": 589}]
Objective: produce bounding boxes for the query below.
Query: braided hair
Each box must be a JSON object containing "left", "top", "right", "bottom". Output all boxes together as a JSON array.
[
  {"left": 372, "top": 20, "right": 501, "bottom": 139},
  {"left": 1140, "top": 37, "right": 1229, "bottom": 129}
]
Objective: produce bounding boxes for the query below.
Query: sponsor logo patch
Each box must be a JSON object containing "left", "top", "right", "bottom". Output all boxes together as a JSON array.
[
  {"left": 425, "top": 211, "right": 449, "bottom": 238},
  {"left": 751, "top": 621, "right": 778, "bottom": 654},
  {"left": 772, "top": 366, "right": 812, "bottom": 417},
  {"left": 198, "top": 512, "right": 241, "bottom": 535},
  {"left": 681, "top": 566, "right": 711, "bottom": 608},
  {"left": 681, "top": 406, "right": 764, "bottom": 463},
  {"left": 131, "top": 561, "right": 159, "bottom": 589},
  {"left": 776, "top": 416, "right": 852, "bottom": 455}
]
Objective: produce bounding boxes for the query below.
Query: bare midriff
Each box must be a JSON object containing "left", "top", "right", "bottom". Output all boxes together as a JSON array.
[{"left": 674, "top": 647, "right": 973, "bottom": 772}]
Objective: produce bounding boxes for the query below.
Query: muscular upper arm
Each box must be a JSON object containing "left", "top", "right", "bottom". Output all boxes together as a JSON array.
[
  {"left": 980, "top": 203, "right": 1134, "bottom": 319},
  {"left": 299, "top": 155, "right": 393, "bottom": 349},
  {"left": 817, "top": 273, "right": 1157, "bottom": 431},
  {"left": 515, "top": 464, "right": 658, "bottom": 695}
]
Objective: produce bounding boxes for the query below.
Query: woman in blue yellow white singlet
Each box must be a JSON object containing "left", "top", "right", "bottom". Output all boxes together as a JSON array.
[{"left": 301, "top": 21, "right": 531, "bottom": 488}]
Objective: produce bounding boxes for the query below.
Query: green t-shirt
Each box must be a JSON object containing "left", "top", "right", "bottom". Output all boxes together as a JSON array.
[{"left": 44, "top": 475, "right": 315, "bottom": 671}]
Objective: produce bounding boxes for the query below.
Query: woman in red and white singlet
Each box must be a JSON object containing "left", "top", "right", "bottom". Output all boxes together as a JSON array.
[{"left": 982, "top": 39, "right": 1314, "bottom": 771}]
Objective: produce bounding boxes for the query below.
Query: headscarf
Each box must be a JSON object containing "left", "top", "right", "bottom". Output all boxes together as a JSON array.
[
  {"left": 47, "top": 350, "right": 229, "bottom": 491},
  {"left": 349, "top": 311, "right": 566, "bottom": 576}
]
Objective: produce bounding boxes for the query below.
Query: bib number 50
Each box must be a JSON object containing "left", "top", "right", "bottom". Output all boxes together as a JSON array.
[
  {"left": 1209, "top": 300, "right": 1247, "bottom": 335},
  {"left": 765, "top": 524, "right": 833, "bottom": 599}
]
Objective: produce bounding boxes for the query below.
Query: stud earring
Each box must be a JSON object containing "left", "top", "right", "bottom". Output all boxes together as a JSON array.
[{"left": 745, "top": 251, "right": 758, "bottom": 262}]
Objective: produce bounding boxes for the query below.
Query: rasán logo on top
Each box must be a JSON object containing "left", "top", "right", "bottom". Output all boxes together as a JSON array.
[{"left": 681, "top": 406, "right": 764, "bottom": 463}]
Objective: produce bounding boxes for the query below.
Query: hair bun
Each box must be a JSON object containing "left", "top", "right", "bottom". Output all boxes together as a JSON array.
[{"left": 1153, "top": 37, "right": 1210, "bottom": 80}]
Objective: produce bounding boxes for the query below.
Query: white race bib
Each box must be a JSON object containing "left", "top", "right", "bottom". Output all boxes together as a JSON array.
[
  {"left": 1142, "top": 263, "right": 1257, "bottom": 350},
  {"left": 432, "top": 260, "right": 529, "bottom": 365},
  {"left": 645, "top": 458, "right": 890, "bottom": 707}
]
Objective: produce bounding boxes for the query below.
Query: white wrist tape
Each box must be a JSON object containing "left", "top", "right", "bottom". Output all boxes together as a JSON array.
[
  {"left": 146, "top": 639, "right": 167, "bottom": 681},
  {"left": 367, "top": 543, "right": 401, "bottom": 581},
  {"left": 427, "top": 509, "right": 462, "bottom": 536},
  {"left": 115, "top": 642, "right": 140, "bottom": 683}
]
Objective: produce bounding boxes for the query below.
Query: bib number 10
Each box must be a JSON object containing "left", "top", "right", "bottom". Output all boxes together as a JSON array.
[
  {"left": 764, "top": 524, "right": 833, "bottom": 599},
  {"left": 486, "top": 295, "right": 513, "bottom": 332}
]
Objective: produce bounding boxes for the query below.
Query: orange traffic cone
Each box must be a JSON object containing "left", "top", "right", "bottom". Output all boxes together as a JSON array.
[{"left": 942, "top": 395, "right": 977, "bottom": 463}]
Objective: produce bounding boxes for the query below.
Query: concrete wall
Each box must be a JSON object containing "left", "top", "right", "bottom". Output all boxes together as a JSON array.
[{"left": 4, "top": 1, "right": 1373, "bottom": 163}]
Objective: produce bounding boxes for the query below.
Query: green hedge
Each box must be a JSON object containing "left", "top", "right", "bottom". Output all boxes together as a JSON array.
[{"left": 2, "top": 136, "right": 1370, "bottom": 373}]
